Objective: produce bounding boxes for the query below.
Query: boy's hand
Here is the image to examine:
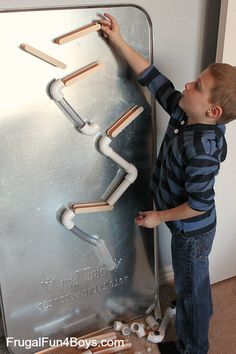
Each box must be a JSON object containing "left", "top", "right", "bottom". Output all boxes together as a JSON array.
[
  {"left": 135, "top": 211, "right": 163, "bottom": 228},
  {"left": 98, "top": 13, "right": 123, "bottom": 45}
]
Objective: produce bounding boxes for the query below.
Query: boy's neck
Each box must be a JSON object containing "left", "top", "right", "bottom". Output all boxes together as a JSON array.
[{"left": 186, "top": 115, "right": 217, "bottom": 126}]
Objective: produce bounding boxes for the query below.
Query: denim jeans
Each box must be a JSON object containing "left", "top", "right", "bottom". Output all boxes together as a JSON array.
[{"left": 171, "top": 228, "right": 216, "bottom": 354}]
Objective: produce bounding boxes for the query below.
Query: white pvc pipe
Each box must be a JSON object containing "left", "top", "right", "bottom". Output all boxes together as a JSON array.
[
  {"left": 145, "top": 315, "right": 159, "bottom": 331},
  {"left": 61, "top": 208, "right": 75, "bottom": 230},
  {"left": 80, "top": 121, "right": 100, "bottom": 135},
  {"left": 145, "top": 303, "right": 155, "bottom": 315},
  {"left": 99, "top": 136, "right": 138, "bottom": 205},
  {"left": 113, "top": 320, "right": 124, "bottom": 331},
  {"left": 60, "top": 209, "right": 116, "bottom": 271},
  {"left": 50, "top": 79, "right": 65, "bottom": 101},
  {"left": 121, "top": 326, "right": 131, "bottom": 336},
  {"left": 147, "top": 306, "right": 176, "bottom": 344},
  {"left": 50, "top": 79, "right": 100, "bottom": 135},
  {"left": 113, "top": 321, "right": 131, "bottom": 336},
  {"left": 130, "top": 322, "right": 146, "bottom": 338},
  {"left": 107, "top": 179, "right": 131, "bottom": 206},
  {"left": 158, "top": 306, "right": 176, "bottom": 334},
  {"left": 99, "top": 136, "right": 131, "bottom": 171},
  {"left": 125, "top": 164, "right": 138, "bottom": 183},
  {"left": 147, "top": 330, "right": 164, "bottom": 344}
]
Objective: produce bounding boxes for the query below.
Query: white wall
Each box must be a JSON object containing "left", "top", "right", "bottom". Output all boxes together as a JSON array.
[
  {"left": 209, "top": 0, "right": 236, "bottom": 283},
  {"left": 0, "top": 0, "right": 222, "bottom": 282},
  {"left": 216, "top": 0, "right": 236, "bottom": 63},
  {"left": 153, "top": 0, "right": 221, "bottom": 269}
]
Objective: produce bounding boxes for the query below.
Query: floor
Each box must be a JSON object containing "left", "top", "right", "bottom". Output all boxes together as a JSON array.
[{"left": 1, "top": 277, "right": 235, "bottom": 353}]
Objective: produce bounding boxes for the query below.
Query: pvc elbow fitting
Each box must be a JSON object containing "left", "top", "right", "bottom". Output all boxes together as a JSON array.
[
  {"left": 80, "top": 121, "right": 100, "bottom": 135},
  {"left": 99, "top": 136, "right": 137, "bottom": 177},
  {"left": 99, "top": 136, "right": 112, "bottom": 156},
  {"left": 125, "top": 164, "right": 138, "bottom": 183},
  {"left": 147, "top": 305, "right": 176, "bottom": 344},
  {"left": 147, "top": 330, "right": 164, "bottom": 344},
  {"left": 61, "top": 208, "right": 75, "bottom": 230},
  {"left": 49, "top": 79, "right": 65, "bottom": 102}
]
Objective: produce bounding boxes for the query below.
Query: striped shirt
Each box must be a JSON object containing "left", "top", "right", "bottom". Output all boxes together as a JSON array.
[{"left": 138, "top": 65, "right": 227, "bottom": 236}]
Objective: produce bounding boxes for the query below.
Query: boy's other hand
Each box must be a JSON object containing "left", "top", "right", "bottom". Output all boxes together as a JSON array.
[
  {"left": 135, "top": 211, "right": 163, "bottom": 228},
  {"left": 98, "top": 13, "right": 123, "bottom": 44}
]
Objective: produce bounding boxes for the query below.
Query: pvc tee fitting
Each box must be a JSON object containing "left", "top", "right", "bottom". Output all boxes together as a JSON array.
[
  {"left": 113, "top": 321, "right": 131, "bottom": 336},
  {"left": 130, "top": 322, "right": 146, "bottom": 338}
]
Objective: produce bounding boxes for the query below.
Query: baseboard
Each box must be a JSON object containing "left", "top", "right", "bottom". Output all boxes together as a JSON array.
[{"left": 159, "top": 265, "right": 174, "bottom": 286}]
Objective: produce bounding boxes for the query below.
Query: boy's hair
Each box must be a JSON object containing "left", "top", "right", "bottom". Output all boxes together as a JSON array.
[{"left": 207, "top": 63, "right": 236, "bottom": 124}]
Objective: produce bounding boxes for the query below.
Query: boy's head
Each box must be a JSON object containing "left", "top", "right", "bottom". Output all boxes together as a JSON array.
[
  {"left": 207, "top": 63, "right": 236, "bottom": 124},
  {"left": 179, "top": 63, "right": 236, "bottom": 125}
]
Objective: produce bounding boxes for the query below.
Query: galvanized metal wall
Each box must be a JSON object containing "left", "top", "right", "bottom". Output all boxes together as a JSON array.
[{"left": 0, "top": 5, "right": 155, "bottom": 353}]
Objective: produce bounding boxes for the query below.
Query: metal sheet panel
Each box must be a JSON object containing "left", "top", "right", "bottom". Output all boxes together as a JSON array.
[{"left": 0, "top": 5, "right": 155, "bottom": 353}]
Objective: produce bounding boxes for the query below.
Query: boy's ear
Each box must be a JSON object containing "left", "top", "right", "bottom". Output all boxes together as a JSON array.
[{"left": 206, "top": 105, "right": 223, "bottom": 120}]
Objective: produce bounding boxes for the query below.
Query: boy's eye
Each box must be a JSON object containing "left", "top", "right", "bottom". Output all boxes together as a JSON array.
[{"left": 195, "top": 81, "right": 201, "bottom": 90}]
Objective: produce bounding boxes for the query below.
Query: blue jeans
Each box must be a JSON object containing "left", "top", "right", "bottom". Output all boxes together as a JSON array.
[{"left": 171, "top": 228, "right": 215, "bottom": 354}]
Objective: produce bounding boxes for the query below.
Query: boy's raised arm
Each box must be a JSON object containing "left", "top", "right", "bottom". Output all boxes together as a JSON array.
[
  {"left": 99, "top": 13, "right": 150, "bottom": 76},
  {"left": 99, "top": 14, "right": 182, "bottom": 118}
]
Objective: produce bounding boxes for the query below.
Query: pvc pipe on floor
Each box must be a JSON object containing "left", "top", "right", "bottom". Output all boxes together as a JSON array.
[
  {"left": 145, "top": 315, "right": 159, "bottom": 331},
  {"left": 130, "top": 322, "right": 146, "bottom": 338},
  {"left": 147, "top": 306, "right": 176, "bottom": 344},
  {"left": 113, "top": 321, "right": 131, "bottom": 336}
]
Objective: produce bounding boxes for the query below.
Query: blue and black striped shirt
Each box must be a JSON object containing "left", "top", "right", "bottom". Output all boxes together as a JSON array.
[{"left": 138, "top": 65, "right": 227, "bottom": 236}]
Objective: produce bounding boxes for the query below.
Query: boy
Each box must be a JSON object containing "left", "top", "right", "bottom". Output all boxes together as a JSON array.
[{"left": 99, "top": 13, "right": 236, "bottom": 354}]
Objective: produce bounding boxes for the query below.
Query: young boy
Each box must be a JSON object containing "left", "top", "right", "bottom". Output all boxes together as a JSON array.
[{"left": 99, "top": 13, "right": 236, "bottom": 354}]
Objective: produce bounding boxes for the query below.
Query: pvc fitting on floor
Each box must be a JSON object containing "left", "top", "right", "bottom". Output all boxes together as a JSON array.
[
  {"left": 113, "top": 321, "right": 131, "bottom": 336},
  {"left": 145, "top": 315, "right": 159, "bottom": 331},
  {"left": 113, "top": 320, "right": 124, "bottom": 331},
  {"left": 147, "top": 330, "right": 164, "bottom": 344},
  {"left": 130, "top": 322, "right": 146, "bottom": 338},
  {"left": 147, "top": 305, "right": 176, "bottom": 344},
  {"left": 121, "top": 326, "right": 131, "bottom": 336}
]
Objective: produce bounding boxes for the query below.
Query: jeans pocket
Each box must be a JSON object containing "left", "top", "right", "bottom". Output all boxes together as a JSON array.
[{"left": 195, "top": 229, "right": 216, "bottom": 259}]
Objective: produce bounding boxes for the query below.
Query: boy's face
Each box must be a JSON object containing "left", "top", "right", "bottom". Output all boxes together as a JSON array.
[{"left": 179, "top": 69, "right": 215, "bottom": 120}]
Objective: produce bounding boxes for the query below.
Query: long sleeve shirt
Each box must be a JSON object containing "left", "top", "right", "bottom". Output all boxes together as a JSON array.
[{"left": 138, "top": 65, "right": 227, "bottom": 236}]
